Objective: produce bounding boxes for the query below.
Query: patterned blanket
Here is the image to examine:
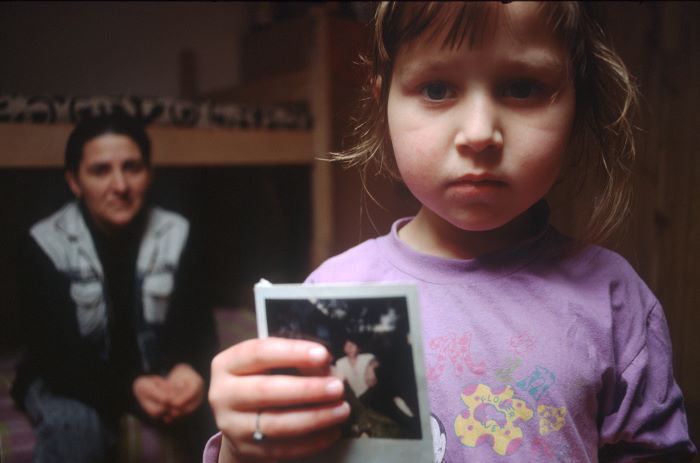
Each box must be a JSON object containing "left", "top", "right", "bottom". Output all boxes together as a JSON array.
[{"left": 0, "top": 94, "right": 312, "bottom": 130}]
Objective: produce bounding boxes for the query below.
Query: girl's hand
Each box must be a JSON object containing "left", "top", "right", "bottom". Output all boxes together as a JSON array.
[{"left": 209, "top": 337, "right": 351, "bottom": 463}]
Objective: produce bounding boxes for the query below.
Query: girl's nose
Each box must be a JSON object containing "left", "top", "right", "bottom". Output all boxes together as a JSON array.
[{"left": 454, "top": 93, "right": 503, "bottom": 154}]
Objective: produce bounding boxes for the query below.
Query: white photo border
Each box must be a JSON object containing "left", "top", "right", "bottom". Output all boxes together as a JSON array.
[{"left": 254, "top": 281, "right": 434, "bottom": 463}]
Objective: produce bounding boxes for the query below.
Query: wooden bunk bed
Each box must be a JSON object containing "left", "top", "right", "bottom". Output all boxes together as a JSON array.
[{"left": 0, "top": 5, "right": 371, "bottom": 267}]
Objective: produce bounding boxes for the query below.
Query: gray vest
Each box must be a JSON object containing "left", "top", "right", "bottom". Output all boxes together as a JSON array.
[{"left": 30, "top": 201, "right": 189, "bottom": 371}]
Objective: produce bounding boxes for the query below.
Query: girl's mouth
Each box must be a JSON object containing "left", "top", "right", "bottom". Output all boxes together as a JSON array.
[{"left": 447, "top": 175, "right": 507, "bottom": 199}]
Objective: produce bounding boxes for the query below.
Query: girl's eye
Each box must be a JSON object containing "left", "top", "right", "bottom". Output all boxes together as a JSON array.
[
  {"left": 503, "top": 80, "right": 540, "bottom": 99},
  {"left": 421, "top": 82, "right": 454, "bottom": 101}
]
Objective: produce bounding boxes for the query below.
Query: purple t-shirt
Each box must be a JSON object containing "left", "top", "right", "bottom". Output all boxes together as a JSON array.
[{"left": 203, "top": 217, "right": 695, "bottom": 462}]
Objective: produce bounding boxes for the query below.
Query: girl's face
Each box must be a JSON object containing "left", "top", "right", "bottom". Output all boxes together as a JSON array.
[{"left": 387, "top": 3, "right": 575, "bottom": 236}]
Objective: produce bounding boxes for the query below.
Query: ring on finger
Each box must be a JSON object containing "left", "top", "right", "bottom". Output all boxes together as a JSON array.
[{"left": 253, "top": 409, "right": 265, "bottom": 442}]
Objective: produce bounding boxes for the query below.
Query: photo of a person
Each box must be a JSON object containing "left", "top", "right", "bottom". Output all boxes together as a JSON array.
[
  {"left": 333, "top": 336, "right": 419, "bottom": 439},
  {"left": 334, "top": 338, "right": 378, "bottom": 400},
  {"left": 263, "top": 296, "right": 423, "bottom": 440}
]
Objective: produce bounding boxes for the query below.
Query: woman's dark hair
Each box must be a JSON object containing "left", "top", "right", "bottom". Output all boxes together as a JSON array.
[{"left": 64, "top": 113, "right": 151, "bottom": 172}]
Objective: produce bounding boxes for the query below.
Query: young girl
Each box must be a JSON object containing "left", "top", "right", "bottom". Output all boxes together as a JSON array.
[{"left": 205, "top": 2, "right": 696, "bottom": 462}]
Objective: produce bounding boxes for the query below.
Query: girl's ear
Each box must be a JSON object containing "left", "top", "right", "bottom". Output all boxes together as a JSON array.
[{"left": 372, "top": 76, "right": 382, "bottom": 101}]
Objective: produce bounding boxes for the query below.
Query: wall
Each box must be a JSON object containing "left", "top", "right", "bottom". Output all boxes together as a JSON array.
[
  {"left": 617, "top": 2, "right": 700, "bottom": 453},
  {"left": 0, "top": 1, "right": 249, "bottom": 97}
]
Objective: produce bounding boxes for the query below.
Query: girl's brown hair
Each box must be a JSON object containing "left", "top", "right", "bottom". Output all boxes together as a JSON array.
[{"left": 335, "top": 2, "right": 638, "bottom": 246}]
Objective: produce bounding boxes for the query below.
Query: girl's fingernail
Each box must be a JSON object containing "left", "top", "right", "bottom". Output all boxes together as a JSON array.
[
  {"left": 326, "top": 379, "right": 343, "bottom": 394},
  {"left": 309, "top": 346, "right": 326, "bottom": 361},
  {"left": 333, "top": 401, "right": 350, "bottom": 416}
]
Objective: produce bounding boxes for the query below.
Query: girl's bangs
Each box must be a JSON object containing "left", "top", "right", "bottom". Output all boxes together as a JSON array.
[
  {"left": 379, "top": 2, "right": 586, "bottom": 69},
  {"left": 379, "top": 2, "right": 499, "bottom": 61}
]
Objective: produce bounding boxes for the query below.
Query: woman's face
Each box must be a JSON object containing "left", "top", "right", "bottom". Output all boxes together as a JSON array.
[
  {"left": 344, "top": 340, "right": 359, "bottom": 358},
  {"left": 66, "top": 133, "right": 151, "bottom": 233}
]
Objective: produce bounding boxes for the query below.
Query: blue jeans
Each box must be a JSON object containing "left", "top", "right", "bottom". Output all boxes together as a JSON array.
[{"left": 24, "top": 379, "right": 118, "bottom": 463}]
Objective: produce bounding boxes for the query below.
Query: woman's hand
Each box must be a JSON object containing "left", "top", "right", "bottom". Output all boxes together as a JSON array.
[
  {"left": 209, "top": 337, "right": 351, "bottom": 463},
  {"left": 133, "top": 364, "right": 205, "bottom": 423},
  {"left": 164, "top": 363, "right": 205, "bottom": 421},
  {"left": 133, "top": 375, "right": 173, "bottom": 420}
]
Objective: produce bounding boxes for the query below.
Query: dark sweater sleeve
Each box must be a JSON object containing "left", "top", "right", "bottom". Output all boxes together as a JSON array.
[
  {"left": 161, "top": 224, "right": 219, "bottom": 385},
  {"left": 12, "top": 233, "right": 117, "bottom": 410}
]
